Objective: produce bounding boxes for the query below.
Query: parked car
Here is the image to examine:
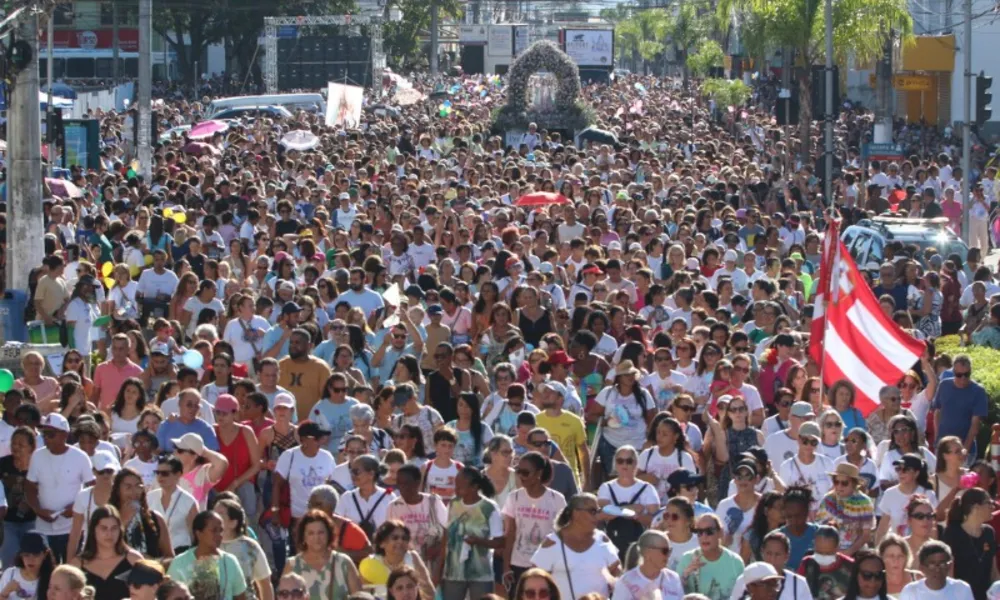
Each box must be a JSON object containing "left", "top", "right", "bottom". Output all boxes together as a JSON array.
[{"left": 841, "top": 216, "right": 968, "bottom": 270}]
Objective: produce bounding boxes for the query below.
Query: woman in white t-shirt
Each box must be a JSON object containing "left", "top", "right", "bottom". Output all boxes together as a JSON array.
[
  {"left": 502, "top": 452, "right": 567, "bottom": 586},
  {"left": 0, "top": 532, "right": 49, "bottom": 600},
  {"left": 108, "top": 264, "right": 140, "bottom": 322},
  {"left": 876, "top": 415, "right": 936, "bottom": 488},
  {"left": 875, "top": 453, "right": 939, "bottom": 541},
  {"left": 66, "top": 451, "right": 118, "bottom": 563},
  {"left": 385, "top": 464, "right": 448, "bottom": 573},
  {"left": 714, "top": 461, "right": 760, "bottom": 554},
  {"left": 182, "top": 281, "right": 225, "bottom": 339},
  {"left": 530, "top": 493, "right": 622, "bottom": 600},
  {"left": 613, "top": 530, "right": 685, "bottom": 600},
  {"left": 899, "top": 364, "right": 936, "bottom": 437},
  {"left": 64, "top": 278, "right": 102, "bottom": 354},
  {"left": 598, "top": 445, "right": 661, "bottom": 558},
  {"left": 638, "top": 415, "right": 699, "bottom": 501}
]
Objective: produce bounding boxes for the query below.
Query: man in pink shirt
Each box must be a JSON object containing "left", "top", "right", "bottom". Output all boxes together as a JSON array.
[{"left": 91, "top": 333, "right": 144, "bottom": 410}]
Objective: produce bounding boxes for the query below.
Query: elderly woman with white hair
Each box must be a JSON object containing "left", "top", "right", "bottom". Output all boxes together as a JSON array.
[
  {"left": 615, "top": 530, "right": 685, "bottom": 600},
  {"left": 338, "top": 403, "right": 394, "bottom": 457},
  {"left": 307, "top": 484, "right": 374, "bottom": 564},
  {"left": 865, "top": 385, "right": 919, "bottom": 447}
]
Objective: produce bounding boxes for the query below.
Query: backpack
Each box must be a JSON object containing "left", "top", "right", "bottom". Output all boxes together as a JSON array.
[
  {"left": 605, "top": 483, "right": 649, "bottom": 561},
  {"left": 352, "top": 490, "right": 390, "bottom": 539}
]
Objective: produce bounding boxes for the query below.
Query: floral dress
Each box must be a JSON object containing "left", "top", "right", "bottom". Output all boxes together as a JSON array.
[
  {"left": 914, "top": 289, "right": 943, "bottom": 339},
  {"left": 287, "top": 551, "right": 354, "bottom": 600}
]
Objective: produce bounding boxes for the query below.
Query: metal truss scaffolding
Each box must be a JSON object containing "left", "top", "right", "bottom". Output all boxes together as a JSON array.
[{"left": 263, "top": 14, "right": 385, "bottom": 93}]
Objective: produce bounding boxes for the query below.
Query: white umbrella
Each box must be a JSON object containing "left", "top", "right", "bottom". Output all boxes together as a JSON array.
[{"left": 280, "top": 130, "right": 319, "bottom": 151}]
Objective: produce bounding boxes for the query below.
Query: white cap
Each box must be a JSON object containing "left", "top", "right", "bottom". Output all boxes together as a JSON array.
[
  {"left": 743, "top": 562, "right": 784, "bottom": 585},
  {"left": 91, "top": 451, "right": 121, "bottom": 474},
  {"left": 40, "top": 413, "right": 70, "bottom": 433},
  {"left": 608, "top": 241, "right": 622, "bottom": 251},
  {"left": 170, "top": 432, "right": 206, "bottom": 455},
  {"left": 685, "top": 257, "right": 700, "bottom": 270},
  {"left": 273, "top": 393, "right": 295, "bottom": 410},
  {"left": 338, "top": 192, "right": 350, "bottom": 200},
  {"left": 723, "top": 249, "right": 738, "bottom": 262}
]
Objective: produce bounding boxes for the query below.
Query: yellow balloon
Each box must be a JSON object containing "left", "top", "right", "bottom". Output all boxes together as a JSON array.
[
  {"left": 144, "top": 254, "right": 154, "bottom": 266},
  {"left": 129, "top": 265, "right": 140, "bottom": 277},
  {"left": 103, "top": 277, "right": 115, "bottom": 289},
  {"left": 173, "top": 213, "right": 187, "bottom": 224},
  {"left": 359, "top": 558, "right": 390, "bottom": 585},
  {"left": 163, "top": 208, "right": 174, "bottom": 218},
  {"left": 101, "top": 262, "right": 113, "bottom": 277}
]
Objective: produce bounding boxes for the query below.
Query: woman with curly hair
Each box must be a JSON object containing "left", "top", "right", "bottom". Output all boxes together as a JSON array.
[{"left": 282, "top": 509, "right": 361, "bottom": 600}]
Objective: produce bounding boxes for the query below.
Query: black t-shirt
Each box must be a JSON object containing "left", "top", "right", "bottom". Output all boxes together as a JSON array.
[
  {"left": 426, "top": 369, "right": 469, "bottom": 423},
  {"left": 0, "top": 454, "right": 35, "bottom": 523},
  {"left": 943, "top": 522, "right": 997, "bottom": 600},
  {"left": 187, "top": 252, "right": 205, "bottom": 280},
  {"left": 275, "top": 219, "right": 299, "bottom": 237}
]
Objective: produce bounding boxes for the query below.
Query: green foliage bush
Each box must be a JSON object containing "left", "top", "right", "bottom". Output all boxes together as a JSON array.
[{"left": 934, "top": 335, "right": 1000, "bottom": 455}]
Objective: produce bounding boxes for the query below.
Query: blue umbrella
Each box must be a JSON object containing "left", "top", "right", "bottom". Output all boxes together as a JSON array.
[{"left": 42, "top": 82, "right": 76, "bottom": 100}]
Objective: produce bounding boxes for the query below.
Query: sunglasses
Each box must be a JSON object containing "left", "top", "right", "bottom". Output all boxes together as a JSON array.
[
  {"left": 729, "top": 406, "right": 748, "bottom": 414},
  {"left": 645, "top": 546, "right": 670, "bottom": 556},
  {"left": 733, "top": 366, "right": 750, "bottom": 373},
  {"left": 693, "top": 527, "right": 720, "bottom": 536},
  {"left": 522, "top": 589, "right": 551, "bottom": 600},
  {"left": 674, "top": 404, "right": 695, "bottom": 412},
  {"left": 777, "top": 400, "right": 793, "bottom": 408},
  {"left": 277, "top": 590, "right": 307, "bottom": 600},
  {"left": 824, "top": 422, "right": 842, "bottom": 429},
  {"left": 833, "top": 478, "right": 854, "bottom": 487},
  {"left": 155, "top": 470, "right": 174, "bottom": 477},
  {"left": 331, "top": 387, "right": 347, "bottom": 393},
  {"left": 799, "top": 438, "right": 819, "bottom": 447},
  {"left": 954, "top": 371, "right": 971, "bottom": 379},
  {"left": 909, "top": 511, "right": 934, "bottom": 521},
  {"left": 860, "top": 571, "right": 884, "bottom": 582},
  {"left": 616, "top": 457, "right": 636, "bottom": 465}
]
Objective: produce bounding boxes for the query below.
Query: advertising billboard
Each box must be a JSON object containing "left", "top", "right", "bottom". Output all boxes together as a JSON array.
[{"left": 562, "top": 29, "right": 613, "bottom": 67}]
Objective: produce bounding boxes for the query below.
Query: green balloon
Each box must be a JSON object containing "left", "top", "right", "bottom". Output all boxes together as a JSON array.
[
  {"left": 439, "top": 109, "right": 448, "bottom": 117},
  {"left": 0, "top": 369, "right": 13, "bottom": 393}
]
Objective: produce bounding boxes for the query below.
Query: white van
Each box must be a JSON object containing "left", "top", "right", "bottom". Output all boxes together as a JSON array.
[{"left": 207, "top": 93, "right": 326, "bottom": 117}]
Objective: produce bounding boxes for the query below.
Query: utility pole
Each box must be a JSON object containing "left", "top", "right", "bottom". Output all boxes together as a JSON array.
[
  {"left": 112, "top": 0, "right": 120, "bottom": 83},
  {"left": 874, "top": 32, "right": 893, "bottom": 143},
  {"left": 823, "top": 0, "right": 833, "bottom": 206},
  {"left": 962, "top": 0, "right": 972, "bottom": 244},
  {"left": 45, "top": 12, "right": 53, "bottom": 178},
  {"left": 138, "top": 0, "right": 152, "bottom": 179},
  {"left": 8, "top": 14, "right": 44, "bottom": 292},
  {"left": 429, "top": 0, "right": 439, "bottom": 75}
]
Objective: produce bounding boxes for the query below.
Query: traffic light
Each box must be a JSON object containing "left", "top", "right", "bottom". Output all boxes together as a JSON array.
[
  {"left": 976, "top": 72, "right": 993, "bottom": 126},
  {"left": 49, "top": 110, "right": 64, "bottom": 148}
]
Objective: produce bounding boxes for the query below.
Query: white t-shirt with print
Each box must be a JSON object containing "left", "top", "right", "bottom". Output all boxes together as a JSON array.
[
  {"left": 612, "top": 567, "right": 685, "bottom": 600},
  {"left": 877, "top": 485, "right": 938, "bottom": 537},
  {"left": 502, "top": 488, "right": 567, "bottom": 568},
  {"left": 637, "top": 447, "right": 699, "bottom": 501},
  {"left": 275, "top": 447, "right": 337, "bottom": 518},
  {"left": 715, "top": 495, "right": 757, "bottom": 553},
  {"left": 899, "top": 578, "right": 974, "bottom": 600},
  {"left": 778, "top": 454, "right": 834, "bottom": 508},
  {"left": 424, "top": 460, "right": 460, "bottom": 501}
]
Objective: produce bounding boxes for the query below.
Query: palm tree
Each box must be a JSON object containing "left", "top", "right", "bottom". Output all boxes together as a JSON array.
[{"left": 717, "top": 0, "right": 911, "bottom": 160}]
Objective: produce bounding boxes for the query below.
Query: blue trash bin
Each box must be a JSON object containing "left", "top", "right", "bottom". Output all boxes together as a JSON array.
[{"left": 0, "top": 290, "right": 28, "bottom": 342}]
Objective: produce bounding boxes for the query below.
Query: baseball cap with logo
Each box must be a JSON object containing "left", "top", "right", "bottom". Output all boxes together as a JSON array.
[{"left": 40, "top": 413, "right": 70, "bottom": 433}]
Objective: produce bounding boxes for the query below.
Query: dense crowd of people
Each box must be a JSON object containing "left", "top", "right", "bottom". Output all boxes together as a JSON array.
[{"left": 5, "top": 65, "right": 1000, "bottom": 600}]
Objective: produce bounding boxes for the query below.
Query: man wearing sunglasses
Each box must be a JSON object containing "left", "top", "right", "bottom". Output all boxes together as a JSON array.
[
  {"left": 24, "top": 413, "right": 94, "bottom": 563},
  {"left": 777, "top": 422, "right": 832, "bottom": 511},
  {"left": 765, "top": 402, "right": 814, "bottom": 465},
  {"left": 932, "top": 354, "right": 988, "bottom": 464},
  {"left": 676, "top": 513, "right": 744, "bottom": 600}
]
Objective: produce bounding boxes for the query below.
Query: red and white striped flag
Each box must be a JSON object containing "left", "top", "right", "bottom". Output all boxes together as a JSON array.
[{"left": 809, "top": 219, "right": 926, "bottom": 416}]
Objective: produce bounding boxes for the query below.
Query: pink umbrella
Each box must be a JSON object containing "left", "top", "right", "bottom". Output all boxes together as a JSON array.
[
  {"left": 188, "top": 120, "right": 229, "bottom": 140},
  {"left": 45, "top": 177, "right": 83, "bottom": 199}
]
